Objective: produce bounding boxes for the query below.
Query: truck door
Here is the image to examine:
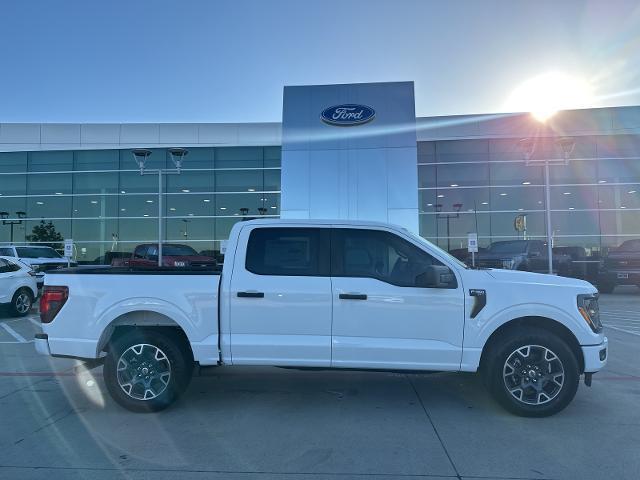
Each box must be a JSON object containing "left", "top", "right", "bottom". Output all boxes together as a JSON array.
[
  {"left": 330, "top": 227, "right": 465, "bottom": 371},
  {"left": 229, "top": 226, "right": 333, "bottom": 366}
]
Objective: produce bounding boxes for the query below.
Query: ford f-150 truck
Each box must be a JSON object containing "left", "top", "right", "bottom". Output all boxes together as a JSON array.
[{"left": 35, "top": 219, "right": 608, "bottom": 417}]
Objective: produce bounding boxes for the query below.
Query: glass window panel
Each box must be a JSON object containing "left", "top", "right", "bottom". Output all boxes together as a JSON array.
[
  {"left": 491, "top": 186, "right": 545, "bottom": 211},
  {"left": 119, "top": 171, "right": 159, "bottom": 194},
  {"left": 550, "top": 185, "right": 598, "bottom": 210},
  {"left": 177, "top": 147, "right": 213, "bottom": 169},
  {"left": 549, "top": 160, "right": 597, "bottom": 184},
  {"left": 27, "top": 196, "right": 72, "bottom": 219},
  {"left": 166, "top": 170, "right": 214, "bottom": 193},
  {"left": 490, "top": 162, "right": 543, "bottom": 186},
  {"left": 74, "top": 150, "right": 119, "bottom": 171},
  {"left": 0, "top": 152, "right": 28, "bottom": 173},
  {"left": 264, "top": 147, "right": 281, "bottom": 168},
  {"left": 436, "top": 163, "right": 489, "bottom": 187},
  {"left": 0, "top": 175, "right": 27, "bottom": 196},
  {"left": 599, "top": 210, "right": 640, "bottom": 237},
  {"left": 28, "top": 151, "right": 73, "bottom": 172},
  {"left": 489, "top": 212, "right": 546, "bottom": 238},
  {"left": 215, "top": 217, "right": 241, "bottom": 240},
  {"left": 72, "top": 195, "right": 118, "bottom": 218},
  {"left": 71, "top": 219, "right": 118, "bottom": 242},
  {"left": 215, "top": 193, "right": 268, "bottom": 217},
  {"left": 24, "top": 219, "right": 71, "bottom": 244},
  {"left": 166, "top": 194, "right": 214, "bottom": 217},
  {"left": 421, "top": 187, "right": 491, "bottom": 213},
  {"left": 28, "top": 172, "right": 72, "bottom": 195},
  {"left": 74, "top": 172, "right": 118, "bottom": 194},
  {"left": 418, "top": 165, "right": 436, "bottom": 188},
  {"left": 117, "top": 218, "right": 157, "bottom": 241},
  {"left": 552, "top": 211, "right": 600, "bottom": 236},
  {"left": 597, "top": 158, "right": 640, "bottom": 184},
  {"left": 216, "top": 147, "right": 263, "bottom": 168},
  {"left": 215, "top": 170, "right": 263, "bottom": 193},
  {"left": 598, "top": 184, "right": 640, "bottom": 209},
  {"left": 166, "top": 218, "right": 214, "bottom": 242},
  {"left": 0, "top": 211, "right": 27, "bottom": 243},
  {"left": 119, "top": 194, "right": 158, "bottom": 218},
  {"left": 264, "top": 169, "right": 281, "bottom": 191}
]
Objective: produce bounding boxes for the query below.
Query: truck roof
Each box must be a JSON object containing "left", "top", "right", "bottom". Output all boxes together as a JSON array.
[{"left": 238, "top": 218, "right": 407, "bottom": 229}]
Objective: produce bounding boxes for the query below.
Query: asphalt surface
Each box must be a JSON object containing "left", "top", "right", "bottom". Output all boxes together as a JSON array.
[{"left": 0, "top": 289, "right": 639, "bottom": 480}]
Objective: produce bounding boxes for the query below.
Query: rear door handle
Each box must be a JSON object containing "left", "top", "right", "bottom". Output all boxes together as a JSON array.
[
  {"left": 237, "top": 291, "right": 265, "bottom": 298},
  {"left": 339, "top": 293, "right": 367, "bottom": 300}
]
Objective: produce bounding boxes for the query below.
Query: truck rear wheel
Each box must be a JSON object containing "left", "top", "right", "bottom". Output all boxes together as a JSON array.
[
  {"left": 484, "top": 328, "right": 579, "bottom": 417},
  {"left": 103, "top": 329, "right": 194, "bottom": 412}
]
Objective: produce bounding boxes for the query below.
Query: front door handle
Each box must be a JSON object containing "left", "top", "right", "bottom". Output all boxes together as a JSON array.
[
  {"left": 237, "top": 291, "right": 265, "bottom": 298},
  {"left": 339, "top": 293, "right": 367, "bottom": 300}
]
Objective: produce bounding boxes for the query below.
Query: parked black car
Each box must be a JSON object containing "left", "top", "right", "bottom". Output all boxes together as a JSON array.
[
  {"left": 598, "top": 239, "right": 640, "bottom": 293},
  {"left": 475, "top": 240, "right": 572, "bottom": 275}
]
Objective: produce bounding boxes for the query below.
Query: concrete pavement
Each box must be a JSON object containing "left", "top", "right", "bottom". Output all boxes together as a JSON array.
[{"left": 0, "top": 289, "right": 638, "bottom": 480}]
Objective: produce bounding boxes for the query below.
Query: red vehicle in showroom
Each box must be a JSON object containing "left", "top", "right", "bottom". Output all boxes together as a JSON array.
[{"left": 112, "top": 243, "right": 217, "bottom": 268}]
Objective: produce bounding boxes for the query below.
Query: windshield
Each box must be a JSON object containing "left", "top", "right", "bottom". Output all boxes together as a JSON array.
[
  {"left": 616, "top": 240, "right": 640, "bottom": 252},
  {"left": 15, "top": 246, "right": 62, "bottom": 259},
  {"left": 487, "top": 241, "right": 528, "bottom": 254},
  {"left": 162, "top": 245, "right": 198, "bottom": 256}
]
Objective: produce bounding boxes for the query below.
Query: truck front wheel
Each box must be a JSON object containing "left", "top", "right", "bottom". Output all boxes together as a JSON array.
[
  {"left": 484, "top": 328, "right": 579, "bottom": 417},
  {"left": 103, "top": 329, "right": 194, "bottom": 412}
]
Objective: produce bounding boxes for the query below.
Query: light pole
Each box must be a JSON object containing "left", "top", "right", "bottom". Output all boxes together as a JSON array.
[
  {"left": 518, "top": 137, "right": 575, "bottom": 274},
  {"left": 435, "top": 203, "right": 462, "bottom": 252},
  {"left": 132, "top": 148, "right": 188, "bottom": 266},
  {"left": 0, "top": 211, "right": 26, "bottom": 243}
]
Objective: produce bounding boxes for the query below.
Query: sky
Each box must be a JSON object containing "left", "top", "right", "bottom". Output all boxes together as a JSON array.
[{"left": 1, "top": 0, "right": 639, "bottom": 123}]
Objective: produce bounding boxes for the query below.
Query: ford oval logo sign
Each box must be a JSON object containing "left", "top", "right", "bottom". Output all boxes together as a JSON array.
[{"left": 321, "top": 104, "right": 375, "bottom": 126}]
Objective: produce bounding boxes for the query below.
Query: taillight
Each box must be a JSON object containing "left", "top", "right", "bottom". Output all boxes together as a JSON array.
[{"left": 40, "top": 286, "right": 68, "bottom": 324}]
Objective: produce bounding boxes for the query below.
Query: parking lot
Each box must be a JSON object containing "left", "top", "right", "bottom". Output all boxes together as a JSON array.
[{"left": 0, "top": 291, "right": 638, "bottom": 480}]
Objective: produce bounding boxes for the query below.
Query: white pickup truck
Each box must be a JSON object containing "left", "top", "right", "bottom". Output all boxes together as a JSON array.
[{"left": 35, "top": 219, "right": 608, "bottom": 416}]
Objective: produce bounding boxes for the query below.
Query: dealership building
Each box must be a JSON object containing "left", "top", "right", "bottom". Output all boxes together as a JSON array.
[{"left": 0, "top": 81, "right": 639, "bottom": 264}]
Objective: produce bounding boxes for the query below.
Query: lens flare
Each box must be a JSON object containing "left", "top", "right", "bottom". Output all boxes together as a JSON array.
[{"left": 505, "top": 72, "right": 595, "bottom": 121}]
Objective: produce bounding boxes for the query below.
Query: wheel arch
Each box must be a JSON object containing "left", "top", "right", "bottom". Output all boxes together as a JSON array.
[
  {"left": 479, "top": 316, "right": 585, "bottom": 375},
  {"left": 97, "top": 310, "right": 193, "bottom": 362}
]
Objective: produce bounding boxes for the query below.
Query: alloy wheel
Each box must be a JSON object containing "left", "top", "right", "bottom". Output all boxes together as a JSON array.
[
  {"left": 116, "top": 344, "right": 172, "bottom": 401},
  {"left": 503, "top": 344, "right": 565, "bottom": 405},
  {"left": 15, "top": 293, "right": 31, "bottom": 314}
]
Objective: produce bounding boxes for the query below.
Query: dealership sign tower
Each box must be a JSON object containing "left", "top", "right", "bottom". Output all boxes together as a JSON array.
[{"left": 280, "top": 81, "right": 419, "bottom": 233}]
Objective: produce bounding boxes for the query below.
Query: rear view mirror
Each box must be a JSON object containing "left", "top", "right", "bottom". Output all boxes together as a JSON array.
[{"left": 416, "top": 265, "right": 457, "bottom": 289}]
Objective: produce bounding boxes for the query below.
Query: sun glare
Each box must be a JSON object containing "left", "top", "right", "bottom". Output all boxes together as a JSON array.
[{"left": 505, "top": 72, "right": 594, "bottom": 122}]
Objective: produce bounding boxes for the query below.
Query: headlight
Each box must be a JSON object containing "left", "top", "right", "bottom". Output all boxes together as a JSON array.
[
  {"left": 577, "top": 294, "right": 602, "bottom": 333},
  {"left": 31, "top": 264, "right": 40, "bottom": 272}
]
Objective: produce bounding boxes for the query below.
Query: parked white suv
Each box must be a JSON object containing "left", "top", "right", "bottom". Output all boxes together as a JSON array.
[
  {"left": 35, "top": 219, "right": 608, "bottom": 416},
  {"left": 0, "top": 245, "right": 75, "bottom": 288},
  {"left": 0, "top": 256, "right": 38, "bottom": 316}
]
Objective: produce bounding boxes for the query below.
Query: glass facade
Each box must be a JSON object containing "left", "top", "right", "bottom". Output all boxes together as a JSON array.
[
  {"left": 2, "top": 132, "right": 639, "bottom": 266},
  {"left": 0, "top": 147, "right": 281, "bottom": 263},
  {"left": 418, "top": 134, "right": 640, "bottom": 257}
]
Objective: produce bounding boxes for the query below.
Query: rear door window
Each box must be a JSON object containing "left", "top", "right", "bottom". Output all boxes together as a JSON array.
[{"left": 245, "top": 227, "right": 330, "bottom": 276}]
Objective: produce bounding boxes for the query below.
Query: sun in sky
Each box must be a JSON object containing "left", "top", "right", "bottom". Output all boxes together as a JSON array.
[{"left": 504, "top": 72, "right": 595, "bottom": 121}]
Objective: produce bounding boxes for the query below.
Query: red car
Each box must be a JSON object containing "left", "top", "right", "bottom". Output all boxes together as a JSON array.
[{"left": 112, "top": 243, "right": 217, "bottom": 268}]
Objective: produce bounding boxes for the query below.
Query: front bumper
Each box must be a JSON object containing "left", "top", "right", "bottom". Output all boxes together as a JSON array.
[
  {"left": 34, "top": 333, "right": 51, "bottom": 356},
  {"left": 582, "top": 336, "right": 608, "bottom": 373}
]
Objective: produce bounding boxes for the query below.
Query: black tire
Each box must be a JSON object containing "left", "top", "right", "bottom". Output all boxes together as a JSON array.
[
  {"left": 597, "top": 282, "right": 615, "bottom": 294},
  {"left": 103, "top": 329, "right": 194, "bottom": 413},
  {"left": 483, "top": 327, "right": 579, "bottom": 417},
  {"left": 10, "top": 288, "right": 33, "bottom": 317}
]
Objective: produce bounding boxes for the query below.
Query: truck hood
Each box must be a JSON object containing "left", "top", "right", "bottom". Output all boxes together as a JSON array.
[{"left": 485, "top": 268, "right": 594, "bottom": 290}]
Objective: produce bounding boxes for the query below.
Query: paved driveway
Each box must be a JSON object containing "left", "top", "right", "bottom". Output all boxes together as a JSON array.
[{"left": 0, "top": 289, "right": 638, "bottom": 480}]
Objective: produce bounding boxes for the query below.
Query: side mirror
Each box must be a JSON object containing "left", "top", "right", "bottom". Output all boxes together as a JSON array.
[{"left": 416, "top": 265, "right": 457, "bottom": 288}]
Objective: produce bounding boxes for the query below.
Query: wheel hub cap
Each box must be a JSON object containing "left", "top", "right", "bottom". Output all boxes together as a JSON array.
[
  {"left": 503, "top": 345, "right": 565, "bottom": 406},
  {"left": 116, "top": 344, "right": 171, "bottom": 401}
]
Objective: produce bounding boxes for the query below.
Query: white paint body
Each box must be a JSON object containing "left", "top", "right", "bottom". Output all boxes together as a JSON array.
[
  {"left": 36, "top": 219, "right": 607, "bottom": 375},
  {"left": 0, "top": 256, "right": 38, "bottom": 305}
]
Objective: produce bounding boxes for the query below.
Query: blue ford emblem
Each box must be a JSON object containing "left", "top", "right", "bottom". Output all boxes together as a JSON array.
[{"left": 321, "top": 104, "right": 375, "bottom": 126}]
